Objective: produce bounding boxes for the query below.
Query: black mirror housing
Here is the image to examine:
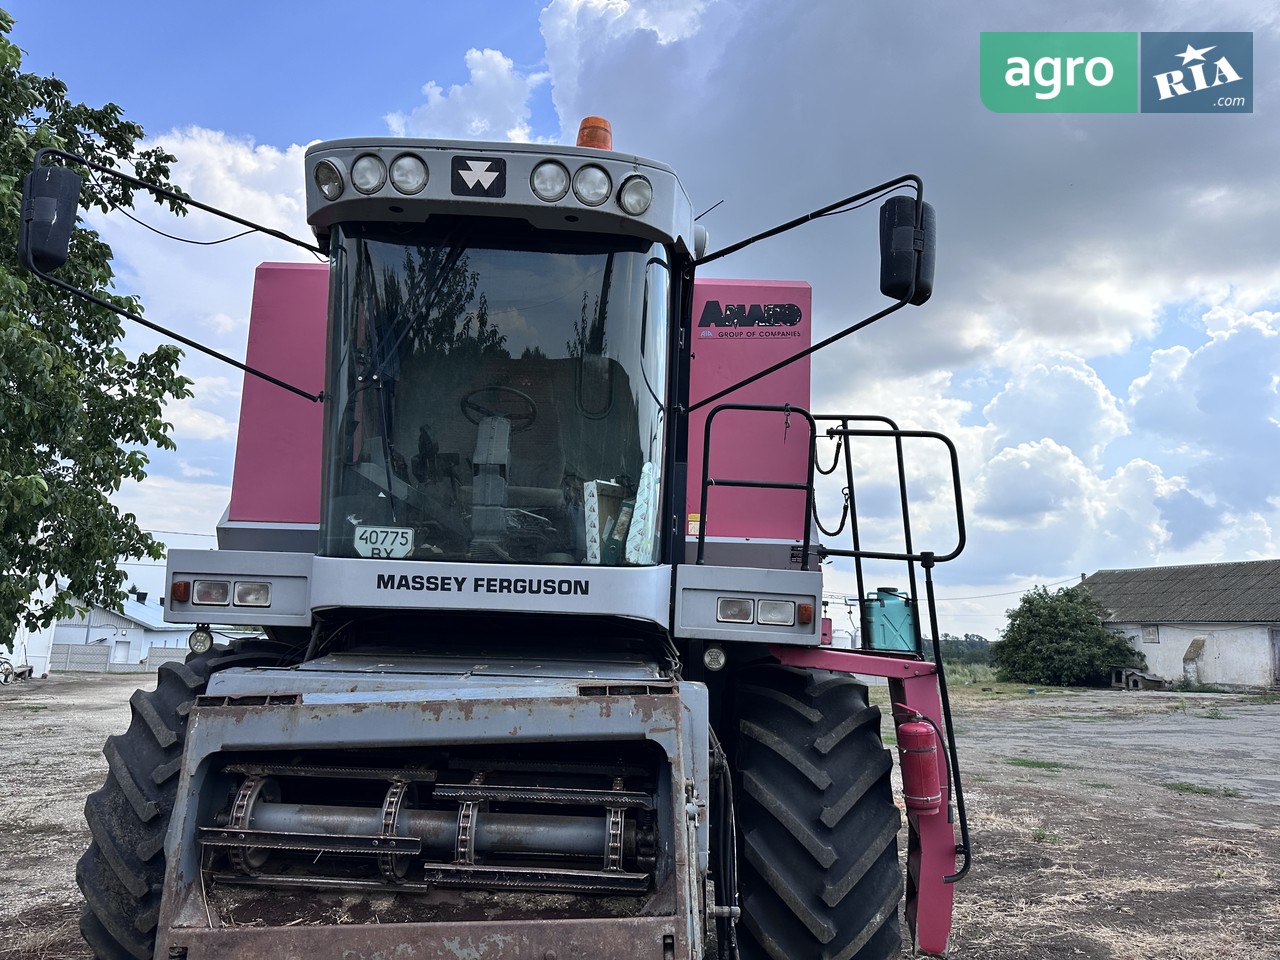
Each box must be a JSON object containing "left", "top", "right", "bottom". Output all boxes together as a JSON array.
[
  {"left": 879, "top": 196, "right": 936, "bottom": 306},
  {"left": 19, "top": 166, "right": 83, "bottom": 274}
]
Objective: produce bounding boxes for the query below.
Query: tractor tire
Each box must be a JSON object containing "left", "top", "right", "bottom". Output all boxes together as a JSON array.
[
  {"left": 76, "top": 637, "right": 296, "bottom": 960},
  {"left": 733, "top": 664, "right": 902, "bottom": 960}
]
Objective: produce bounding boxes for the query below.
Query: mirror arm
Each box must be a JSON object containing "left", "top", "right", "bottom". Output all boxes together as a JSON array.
[
  {"left": 23, "top": 147, "right": 324, "bottom": 404},
  {"left": 686, "top": 297, "right": 908, "bottom": 414},
  {"left": 34, "top": 269, "right": 324, "bottom": 403},
  {"left": 31, "top": 147, "right": 323, "bottom": 255},
  {"left": 692, "top": 173, "right": 923, "bottom": 267},
  {"left": 685, "top": 173, "right": 925, "bottom": 413}
]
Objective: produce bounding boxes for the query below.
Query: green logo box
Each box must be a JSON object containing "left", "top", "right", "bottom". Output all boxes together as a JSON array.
[{"left": 981, "top": 32, "right": 1139, "bottom": 113}]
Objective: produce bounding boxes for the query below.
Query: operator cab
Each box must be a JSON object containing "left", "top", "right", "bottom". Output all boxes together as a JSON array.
[{"left": 304, "top": 132, "right": 697, "bottom": 572}]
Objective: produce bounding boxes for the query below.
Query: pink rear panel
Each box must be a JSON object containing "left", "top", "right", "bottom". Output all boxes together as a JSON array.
[
  {"left": 226, "top": 262, "right": 329, "bottom": 525},
  {"left": 687, "top": 279, "right": 813, "bottom": 543}
]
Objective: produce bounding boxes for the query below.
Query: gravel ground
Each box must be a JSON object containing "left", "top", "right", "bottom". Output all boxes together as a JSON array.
[{"left": 1, "top": 672, "right": 1277, "bottom": 959}]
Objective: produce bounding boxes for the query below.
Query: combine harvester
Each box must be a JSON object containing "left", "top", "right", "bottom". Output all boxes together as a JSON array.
[{"left": 20, "top": 116, "right": 969, "bottom": 959}]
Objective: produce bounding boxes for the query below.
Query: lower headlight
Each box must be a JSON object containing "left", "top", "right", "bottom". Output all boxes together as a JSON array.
[
  {"left": 757, "top": 599, "right": 796, "bottom": 626},
  {"left": 717, "top": 597, "right": 754, "bottom": 624},
  {"left": 233, "top": 581, "right": 272, "bottom": 607}
]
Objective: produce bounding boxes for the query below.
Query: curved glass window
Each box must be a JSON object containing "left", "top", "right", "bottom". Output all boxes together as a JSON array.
[{"left": 320, "top": 223, "right": 670, "bottom": 566}]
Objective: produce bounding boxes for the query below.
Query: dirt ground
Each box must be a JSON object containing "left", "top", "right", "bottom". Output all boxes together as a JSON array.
[{"left": 1, "top": 672, "right": 1277, "bottom": 959}]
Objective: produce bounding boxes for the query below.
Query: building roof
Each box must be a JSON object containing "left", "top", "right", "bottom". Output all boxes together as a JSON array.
[
  {"left": 115, "top": 595, "right": 185, "bottom": 632},
  {"left": 59, "top": 594, "right": 186, "bottom": 633},
  {"left": 1081, "top": 559, "right": 1280, "bottom": 624}
]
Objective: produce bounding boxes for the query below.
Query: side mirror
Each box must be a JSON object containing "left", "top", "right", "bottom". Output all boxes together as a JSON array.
[
  {"left": 879, "top": 196, "right": 936, "bottom": 306},
  {"left": 19, "top": 166, "right": 83, "bottom": 274}
]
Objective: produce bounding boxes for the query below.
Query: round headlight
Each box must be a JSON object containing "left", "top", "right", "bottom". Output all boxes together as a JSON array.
[
  {"left": 572, "top": 164, "right": 612, "bottom": 206},
  {"left": 618, "top": 175, "right": 653, "bottom": 216},
  {"left": 531, "top": 160, "right": 570, "bottom": 201},
  {"left": 188, "top": 627, "right": 214, "bottom": 655},
  {"left": 314, "top": 160, "right": 344, "bottom": 201},
  {"left": 352, "top": 154, "right": 387, "bottom": 194},
  {"left": 389, "top": 154, "right": 428, "bottom": 195}
]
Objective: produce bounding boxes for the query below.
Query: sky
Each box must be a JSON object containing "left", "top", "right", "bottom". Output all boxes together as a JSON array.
[{"left": 8, "top": 0, "right": 1280, "bottom": 641}]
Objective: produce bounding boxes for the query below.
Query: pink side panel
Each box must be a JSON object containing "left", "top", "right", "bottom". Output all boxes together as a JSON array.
[
  {"left": 687, "top": 279, "right": 812, "bottom": 542},
  {"left": 227, "top": 262, "right": 329, "bottom": 524}
]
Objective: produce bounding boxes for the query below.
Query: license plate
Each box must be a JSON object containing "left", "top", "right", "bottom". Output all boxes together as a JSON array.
[{"left": 354, "top": 525, "right": 414, "bottom": 558}]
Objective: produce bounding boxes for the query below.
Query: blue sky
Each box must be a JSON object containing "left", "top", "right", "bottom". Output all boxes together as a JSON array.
[{"left": 8, "top": 1, "right": 1280, "bottom": 639}]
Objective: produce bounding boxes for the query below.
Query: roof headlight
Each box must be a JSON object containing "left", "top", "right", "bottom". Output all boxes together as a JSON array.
[
  {"left": 352, "top": 154, "right": 387, "bottom": 194},
  {"left": 618, "top": 175, "right": 653, "bottom": 216},
  {"left": 389, "top": 154, "right": 428, "bottom": 195},
  {"left": 572, "top": 164, "right": 611, "bottom": 206},
  {"left": 314, "top": 159, "right": 344, "bottom": 201},
  {"left": 531, "top": 160, "right": 570, "bottom": 201}
]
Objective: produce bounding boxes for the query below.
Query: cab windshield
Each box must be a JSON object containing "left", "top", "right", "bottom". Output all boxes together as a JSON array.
[{"left": 320, "top": 223, "right": 670, "bottom": 566}]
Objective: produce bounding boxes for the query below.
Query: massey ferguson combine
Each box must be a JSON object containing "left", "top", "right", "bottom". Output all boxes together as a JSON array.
[{"left": 20, "top": 118, "right": 969, "bottom": 960}]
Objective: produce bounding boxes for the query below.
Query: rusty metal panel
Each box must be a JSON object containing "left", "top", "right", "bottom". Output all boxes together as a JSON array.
[{"left": 165, "top": 915, "right": 688, "bottom": 960}]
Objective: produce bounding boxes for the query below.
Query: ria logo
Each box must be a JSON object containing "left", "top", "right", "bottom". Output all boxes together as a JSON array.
[
  {"left": 451, "top": 156, "right": 507, "bottom": 197},
  {"left": 981, "top": 31, "right": 1253, "bottom": 114},
  {"left": 1141, "top": 32, "right": 1252, "bottom": 112},
  {"left": 1153, "top": 42, "right": 1243, "bottom": 101}
]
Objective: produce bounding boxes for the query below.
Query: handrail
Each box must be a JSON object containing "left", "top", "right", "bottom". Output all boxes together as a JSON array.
[{"left": 695, "top": 404, "right": 817, "bottom": 570}]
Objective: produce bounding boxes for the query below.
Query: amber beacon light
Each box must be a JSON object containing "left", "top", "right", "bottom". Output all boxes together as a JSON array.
[{"left": 576, "top": 116, "right": 613, "bottom": 150}]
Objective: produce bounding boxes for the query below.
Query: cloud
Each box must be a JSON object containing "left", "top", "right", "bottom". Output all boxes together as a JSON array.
[
  {"left": 165, "top": 402, "right": 236, "bottom": 441},
  {"left": 386, "top": 48, "right": 549, "bottom": 142},
  {"left": 1129, "top": 306, "right": 1280, "bottom": 511},
  {"left": 983, "top": 352, "right": 1128, "bottom": 464},
  {"left": 113, "top": 475, "right": 233, "bottom": 537},
  {"left": 538, "top": 0, "right": 717, "bottom": 139},
  {"left": 178, "top": 460, "right": 216, "bottom": 478}
]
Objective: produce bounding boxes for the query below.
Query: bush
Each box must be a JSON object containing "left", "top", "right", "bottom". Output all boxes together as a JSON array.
[{"left": 992, "top": 586, "right": 1143, "bottom": 687}]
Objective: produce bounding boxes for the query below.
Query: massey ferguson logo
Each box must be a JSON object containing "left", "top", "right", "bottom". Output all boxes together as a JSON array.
[
  {"left": 451, "top": 156, "right": 506, "bottom": 197},
  {"left": 698, "top": 301, "right": 803, "bottom": 328}
]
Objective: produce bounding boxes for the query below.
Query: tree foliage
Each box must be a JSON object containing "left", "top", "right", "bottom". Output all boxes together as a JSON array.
[
  {"left": 930, "top": 633, "right": 992, "bottom": 665},
  {"left": 992, "top": 585, "right": 1143, "bottom": 686},
  {"left": 0, "top": 9, "right": 191, "bottom": 650}
]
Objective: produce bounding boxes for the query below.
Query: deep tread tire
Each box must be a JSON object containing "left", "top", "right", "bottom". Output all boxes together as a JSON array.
[
  {"left": 733, "top": 664, "right": 902, "bottom": 960},
  {"left": 77, "top": 638, "right": 296, "bottom": 960}
]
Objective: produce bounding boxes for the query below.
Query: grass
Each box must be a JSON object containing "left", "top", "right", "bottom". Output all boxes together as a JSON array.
[
  {"left": 1082, "top": 781, "right": 1115, "bottom": 790},
  {"left": 1163, "top": 781, "right": 1242, "bottom": 798},
  {"left": 1031, "top": 827, "right": 1063, "bottom": 844},
  {"left": 1005, "top": 757, "right": 1075, "bottom": 772},
  {"left": 943, "top": 663, "right": 998, "bottom": 686}
]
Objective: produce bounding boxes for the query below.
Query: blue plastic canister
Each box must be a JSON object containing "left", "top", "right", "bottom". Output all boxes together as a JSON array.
[{"left": 860, "top": 587, "right": 917, "bottom": 653}]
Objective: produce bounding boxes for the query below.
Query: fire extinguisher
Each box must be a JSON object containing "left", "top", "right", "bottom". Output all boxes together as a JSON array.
[{"left": 896, "top": 712, "right": 943, "bottom": 816}]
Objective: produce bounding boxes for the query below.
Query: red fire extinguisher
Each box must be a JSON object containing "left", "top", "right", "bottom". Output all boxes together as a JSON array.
[{"left": 896, "top": 715, "right": 943, "bottom": 816}]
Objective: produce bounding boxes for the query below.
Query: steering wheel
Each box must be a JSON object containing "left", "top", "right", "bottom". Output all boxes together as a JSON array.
[{"left": 460, "top": 385, "right": 538, "bottom": 433}]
